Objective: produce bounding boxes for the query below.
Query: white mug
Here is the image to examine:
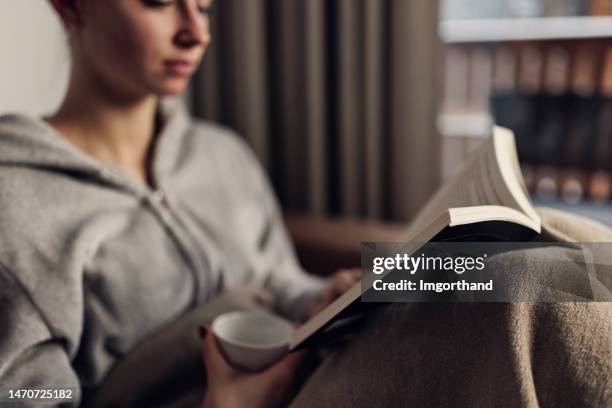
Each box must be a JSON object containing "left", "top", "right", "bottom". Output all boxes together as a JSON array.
[{"left": 211, "top": 310, "right": 294, "bottom": 372}]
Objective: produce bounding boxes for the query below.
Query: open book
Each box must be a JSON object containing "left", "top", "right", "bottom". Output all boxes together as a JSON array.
[{"left": 290, "top": 126, "right": 541, "bottom": 350}]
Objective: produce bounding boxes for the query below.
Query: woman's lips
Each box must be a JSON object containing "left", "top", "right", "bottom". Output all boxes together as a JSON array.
[{"left": 163, "top": 60, "right": 196, "bottom": 76}]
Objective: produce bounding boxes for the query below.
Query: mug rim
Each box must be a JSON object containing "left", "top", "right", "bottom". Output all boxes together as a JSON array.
[{"left": 211, "top": 310, "right": 293, "bottom": 350}]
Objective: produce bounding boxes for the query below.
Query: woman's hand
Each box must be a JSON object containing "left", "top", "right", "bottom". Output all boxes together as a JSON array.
[
  {"left": 200, "top": 326, "right": 304, "bottom": 408},
  {"left": 308, "top": 268, "right": 362, "bottom": 318}
]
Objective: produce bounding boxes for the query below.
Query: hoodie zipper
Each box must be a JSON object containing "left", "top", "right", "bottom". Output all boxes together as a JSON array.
[{"left": 144, "top": 186, "right": 214, "bottom": 306}]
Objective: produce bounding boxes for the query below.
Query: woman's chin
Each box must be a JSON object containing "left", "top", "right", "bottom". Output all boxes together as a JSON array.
[{"left": 154, "top": 79, "right": 191, "bottom": 97}]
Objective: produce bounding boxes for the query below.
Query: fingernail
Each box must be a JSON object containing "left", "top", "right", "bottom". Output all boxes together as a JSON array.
[{"left": 199, "top": 325, "right": 207, "bottom": 340}]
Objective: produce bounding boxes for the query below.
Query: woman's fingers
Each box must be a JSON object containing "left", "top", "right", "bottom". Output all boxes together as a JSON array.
[
  {"left": 264, "top": 350, "right": 306, "bottom": 383},
  {"left": 346, "top": 268, "right": 362, "bottom": 282},
  {"left": 333, "top": 269, "right": 362, "bottom": 295},
  {"left": 337, "top": 268, "right": 362, "bottom": 280},
  {"left": 335, "top": 275, "right": 353, "bottom": 294},
  {"left": 200, "top": 325, "right": 235, "bottom": 379},
  {"left": 310, "top": 268, "right": 364, "bottom": 318}
]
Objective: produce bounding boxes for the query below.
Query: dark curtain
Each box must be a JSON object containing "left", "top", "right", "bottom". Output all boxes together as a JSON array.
[{"left": 191, "top": 0, "right": 442, "bottom": 222}]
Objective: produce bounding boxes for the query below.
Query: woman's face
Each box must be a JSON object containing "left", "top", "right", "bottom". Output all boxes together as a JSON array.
[{"left": 68, "top": 0, "right": 212, "bottom": 98}]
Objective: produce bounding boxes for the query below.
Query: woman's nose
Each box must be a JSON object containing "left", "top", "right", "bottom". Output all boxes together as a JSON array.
[{"left": 175, "top": 5, "right": 210, "bottom": 49}]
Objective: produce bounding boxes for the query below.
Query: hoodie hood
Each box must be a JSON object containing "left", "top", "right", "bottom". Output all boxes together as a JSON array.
[{"left": 0, "top": 98, "right": 191, "bottom": 194}]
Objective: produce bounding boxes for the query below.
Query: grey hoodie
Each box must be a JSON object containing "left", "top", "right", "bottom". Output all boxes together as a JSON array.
[{"left": 0, "top": 99, "right": 326, "bottom": 404}]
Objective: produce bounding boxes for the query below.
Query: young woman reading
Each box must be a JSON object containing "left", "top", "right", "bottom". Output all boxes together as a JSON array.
[{"left": 0, "top": 1, "right": 359, "bottom": 406}]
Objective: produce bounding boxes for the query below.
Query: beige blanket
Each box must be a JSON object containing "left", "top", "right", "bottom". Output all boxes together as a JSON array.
[
  {"left": 291, "top": 208, "right": 612, "bottom": 408},
  {"left": 90, "top": 208, "right": 612, "bottom": 407}
]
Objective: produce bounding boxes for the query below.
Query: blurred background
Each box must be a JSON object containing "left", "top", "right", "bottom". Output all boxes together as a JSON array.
[
  {"left": 1, "top": 0, "right": 611, "bottom": 227},
  {"left": 439, "top": 0, "right": 612, "bottom": 227}
]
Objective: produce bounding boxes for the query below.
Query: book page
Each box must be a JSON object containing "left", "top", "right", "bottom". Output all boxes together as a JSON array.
[
  {"left": 493, "top": 127, "right": 540, "bottom": 224},
  {"left": 403, "top": 127, "right": 539, "bottom": 240}
]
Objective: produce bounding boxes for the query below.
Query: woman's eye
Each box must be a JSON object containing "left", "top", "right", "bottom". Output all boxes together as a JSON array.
[
  {"left": 142, "top": 0, "right": 173, "bottom": 8},
  {"left": 198, "top": 4, "right": 214, "bottom": 16},
  {"left": 143, "top": 0, "right": 213, "bottom": 15}
]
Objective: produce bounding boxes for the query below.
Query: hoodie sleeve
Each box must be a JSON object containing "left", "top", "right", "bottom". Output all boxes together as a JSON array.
[
  {"left": 259, "top": 195, "right": 330, "bottom": 322},
  {"left": 231, "top": 137, "right": 330, "bottom": 322},
  {"left": 0, "top": 266, "right": 80, "bottom": 407}
]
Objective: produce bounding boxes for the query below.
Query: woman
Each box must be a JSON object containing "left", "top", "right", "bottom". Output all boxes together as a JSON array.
[{"left": 0, "top": 0, "right": 358, "bottom": 406}]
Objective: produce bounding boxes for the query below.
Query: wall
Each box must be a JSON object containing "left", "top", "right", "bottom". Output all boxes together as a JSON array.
[{"left": 0, "top": 0, "right": 69, "bottom": 116}]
